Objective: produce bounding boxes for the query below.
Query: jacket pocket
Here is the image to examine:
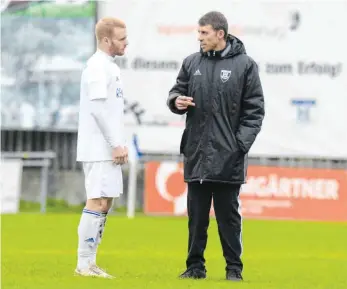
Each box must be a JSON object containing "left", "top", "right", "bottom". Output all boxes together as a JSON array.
[
  {"left": 230, "top": 129, "right": 241, "bottom": 153},
  {"left": 211, "top": 147, "right": 242, "bottom": 179}
]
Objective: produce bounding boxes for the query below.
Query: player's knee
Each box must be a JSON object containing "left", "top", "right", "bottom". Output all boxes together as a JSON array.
[
  {"left": 100, "top": 198, "right": 112, "bottom": 212},
  {"left": 100, "top": 203, "right": 109, "bottom": 212},
  {"left": 85, "top": 198, "right": 102, "bottom": 212}
]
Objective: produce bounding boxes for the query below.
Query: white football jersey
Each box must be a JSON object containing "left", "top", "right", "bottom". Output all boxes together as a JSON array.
[{"left": 76, "top": 50, "right": 125, "bottom": 162}]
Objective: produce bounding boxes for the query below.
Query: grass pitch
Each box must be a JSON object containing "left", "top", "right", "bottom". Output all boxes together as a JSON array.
[{"left": 1, "top": 214, "right": 347, "bottom": 289}]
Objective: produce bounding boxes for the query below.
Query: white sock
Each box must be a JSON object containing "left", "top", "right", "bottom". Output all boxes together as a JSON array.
[
  {"left": 90, "top": 212, "right": 108, "bottom": 264},
  {"left": 77, "top": 208, "right": 102, "bottom": 270},
  {"left": 99, "top": 212, "right": 108, "bottom": 243}
]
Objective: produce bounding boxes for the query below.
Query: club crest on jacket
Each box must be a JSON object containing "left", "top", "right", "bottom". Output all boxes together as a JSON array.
[{"left": 220, "top": 70, "right": 231, "bottom": 83}]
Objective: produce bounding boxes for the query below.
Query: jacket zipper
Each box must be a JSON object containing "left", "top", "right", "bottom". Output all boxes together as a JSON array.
[{"left": 200, "top": 54, "right": 217, "bottom": 184}]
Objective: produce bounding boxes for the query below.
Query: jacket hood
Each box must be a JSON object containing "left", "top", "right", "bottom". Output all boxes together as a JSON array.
[
  {"left": 225, "top": 34, "right": 246, "bottom": 57},
  {"left": 200, "top": 34, "right": 246, "bottom": 58}
]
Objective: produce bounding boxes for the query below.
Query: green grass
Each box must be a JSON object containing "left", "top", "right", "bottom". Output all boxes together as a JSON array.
[
  {"left": 19, "top": 199, "right": 84, "bottom": 214},
  {"left": 1, "top": 214, "right": 347, "bottom": 289},
  {"left": 18, "top": 199, "right": 141, "bottom": 214}
]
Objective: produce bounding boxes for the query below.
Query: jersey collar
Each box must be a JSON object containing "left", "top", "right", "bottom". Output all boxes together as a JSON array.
[{"left": 95, "top": 49, "right": 114, "bottom": 62}]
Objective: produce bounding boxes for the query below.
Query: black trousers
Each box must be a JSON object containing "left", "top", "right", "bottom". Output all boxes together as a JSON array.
[{"left": 186, "top": 182, "right": 243, "bottom": 272}]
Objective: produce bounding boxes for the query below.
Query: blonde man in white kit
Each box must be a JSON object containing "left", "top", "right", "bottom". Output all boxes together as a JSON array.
[{"left": 75, "top": 17, "right": 128, "bottom": 278}]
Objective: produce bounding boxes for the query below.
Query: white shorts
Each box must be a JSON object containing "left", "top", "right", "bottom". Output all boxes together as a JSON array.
[{"left": 82, "top": 161, "right": 123, "bottom": 199}]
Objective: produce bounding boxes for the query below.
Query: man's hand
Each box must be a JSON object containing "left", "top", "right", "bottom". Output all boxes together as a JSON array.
[
  {"left": 112, "top": 146, "right": 128, "bottom": 165},
  {"left": 123, "top": 146, "right": 128, "bottom": 164},
  {"left": 175, "top": 96, "right": 195, "bottom": 110}
]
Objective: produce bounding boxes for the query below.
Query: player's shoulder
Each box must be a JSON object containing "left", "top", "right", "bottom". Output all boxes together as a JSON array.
[
  {"left": 85, "top": 54, "right": 105, "bottom": 71},
  {"left": 82, "top": 54, "right": 108, "bottom": 81}
]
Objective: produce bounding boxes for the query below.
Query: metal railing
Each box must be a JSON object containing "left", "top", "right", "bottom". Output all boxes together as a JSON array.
[{"left": 1, "top": 150, "right": 56, "bottom": 213}]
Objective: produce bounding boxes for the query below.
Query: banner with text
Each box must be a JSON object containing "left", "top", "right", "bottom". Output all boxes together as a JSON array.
[
  {"left": 144, "top": 162, "right": 347, "bottom": 222},
  {"left": 98, "top": 0, "right": 347, "bottom": 158}
]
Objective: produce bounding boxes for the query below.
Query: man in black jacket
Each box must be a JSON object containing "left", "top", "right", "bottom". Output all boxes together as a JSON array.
[{"left": 167, "top": 11, "right": 265, "bottom": 281}]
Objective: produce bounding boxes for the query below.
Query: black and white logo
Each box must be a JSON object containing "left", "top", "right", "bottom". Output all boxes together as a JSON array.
[
  {"left": 194, "top": 69, "right": 202, "bottom": 76},
  {"left": 220, "top": 70, "right": 231, "bottom": 82}
]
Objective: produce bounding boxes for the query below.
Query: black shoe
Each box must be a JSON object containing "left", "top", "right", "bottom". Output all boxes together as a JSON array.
[
  {"left": 179, "top": 268, "right": 206, "bottom": 279},
  {"left": 226, "top": 270, "right": 243, "bottom": 281}
]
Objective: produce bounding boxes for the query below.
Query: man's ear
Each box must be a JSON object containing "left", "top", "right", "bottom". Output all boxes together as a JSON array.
[{"left": 217, "top": 30, "right": 225, "bottom": 40}]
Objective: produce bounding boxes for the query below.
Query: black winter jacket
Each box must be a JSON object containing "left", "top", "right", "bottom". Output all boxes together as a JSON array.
[{"left": 167, "top": 35, "right": 265, "bottom": 184}]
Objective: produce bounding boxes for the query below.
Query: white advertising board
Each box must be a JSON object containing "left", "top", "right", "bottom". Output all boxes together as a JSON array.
[{"left": 99, "top": 0, "right": 347, "bottom": 159}]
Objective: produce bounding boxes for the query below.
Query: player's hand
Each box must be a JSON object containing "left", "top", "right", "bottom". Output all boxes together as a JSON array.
[
  {"left": 112, "top": 146, "right": 128, "bottom": 165},
  {"left": 123, "top": 146, "right": 128, "bottom": 164},
  {"left": 175, "top": 96, "right": 195, "bottom": 110}
]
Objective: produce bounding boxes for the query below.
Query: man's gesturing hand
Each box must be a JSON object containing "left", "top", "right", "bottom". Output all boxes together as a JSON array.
[
  {"left": 112, "top": 146, "right": 128, "bottom": 165},
  {"left": 175, "top": 96, "right": 195, "bottom": 110}
]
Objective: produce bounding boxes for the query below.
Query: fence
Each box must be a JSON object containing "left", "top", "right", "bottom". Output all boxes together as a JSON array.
[
  {"left": 1, "top": 129, "right": 346, "bottom": 216},
  {"left": 3, "top": 129, "right": 347, "bottom": 170}
]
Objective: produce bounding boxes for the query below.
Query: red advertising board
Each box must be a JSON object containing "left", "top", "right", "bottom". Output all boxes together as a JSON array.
[{"left": 144, "top": 162, "right": 347, "bottom": 222}]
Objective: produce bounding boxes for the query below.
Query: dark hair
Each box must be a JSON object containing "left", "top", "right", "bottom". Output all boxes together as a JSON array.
[{"left": 198, "top": 11, "right": 228, "bottom": 40}]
